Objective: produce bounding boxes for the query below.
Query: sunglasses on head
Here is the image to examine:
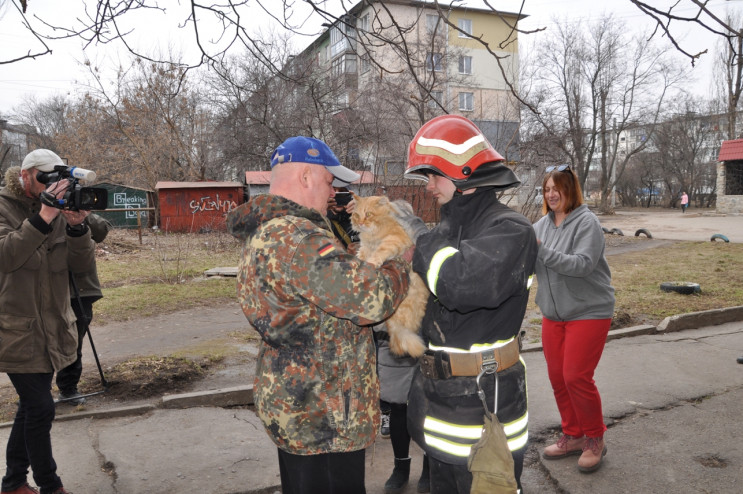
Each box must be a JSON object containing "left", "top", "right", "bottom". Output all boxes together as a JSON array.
[{"left": 546, "top": 164, "right": 570, "bottom": 173}]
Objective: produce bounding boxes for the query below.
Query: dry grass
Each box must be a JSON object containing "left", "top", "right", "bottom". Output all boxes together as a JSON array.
[
  {"left": 609, "top": 241, "right": 743, "bottom": 319},
  {"left": 93, "top": 228, "right": 240, "bottom": 324},
  {"left": 94, "top": 230, "right": 743, "bottom": 344}
]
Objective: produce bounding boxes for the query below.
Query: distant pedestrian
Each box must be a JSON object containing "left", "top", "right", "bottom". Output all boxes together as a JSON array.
[
  {"left": 226, "top": 136, "right": 413, "bottom": 494},
  {"left": 680, "top": 192, "right": 689, "bottom": 213},
  {"left": 533, "top": 164, "right": 615, "bottom": 474}
]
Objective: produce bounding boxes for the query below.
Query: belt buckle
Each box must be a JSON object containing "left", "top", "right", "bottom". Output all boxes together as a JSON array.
[
  {"left": 420, "top": 355, "right": 437, "bottom": 379},
  {"left": 476, "top": 351, "right": 499, "bottom": 415},
  {"left": 480, "top": 350, "right": 498, "bottom": 374}
]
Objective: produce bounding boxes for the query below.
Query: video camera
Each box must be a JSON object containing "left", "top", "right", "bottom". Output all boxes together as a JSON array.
[{"left": 37, "top": 165, "right": 108, "bottom": 211}]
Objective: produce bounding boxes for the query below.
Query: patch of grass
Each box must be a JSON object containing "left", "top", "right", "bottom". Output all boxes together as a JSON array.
[
  {"left": 609, "top": 241, "right": 743, "bottom": 320},
  {"left": 94, "top": 230, "right": 239, "bottom": 324},
  {"left": 95, "top": 278, "right": 236, "bottom": 324}
]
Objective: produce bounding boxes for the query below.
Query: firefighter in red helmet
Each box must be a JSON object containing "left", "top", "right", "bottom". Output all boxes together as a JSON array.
[{"left": 405, "top": 115, "right": 537, "bottom": 493}]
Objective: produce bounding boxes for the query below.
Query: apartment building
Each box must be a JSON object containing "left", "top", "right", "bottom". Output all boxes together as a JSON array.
[{"left": 296, "top": 1, "right": 524, "bottom": 183}]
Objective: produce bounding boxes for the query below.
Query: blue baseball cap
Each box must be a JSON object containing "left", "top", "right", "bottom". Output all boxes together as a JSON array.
[{"left": 270, "top": 136, "right": 360, "bottom": 186}]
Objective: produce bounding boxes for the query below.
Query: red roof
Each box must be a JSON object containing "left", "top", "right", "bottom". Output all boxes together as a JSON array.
[
  {"left": 244, "top": 170, "right": 378, "bottom": 184},
  {"left": 155, "top": 181, "right": 242, "bottom": 190},
  {"left": 244, "top": 171, "right": 271, "bottom": 185},
  {"left": 718, "top": 139, "right": 743, "bottom": 162}
]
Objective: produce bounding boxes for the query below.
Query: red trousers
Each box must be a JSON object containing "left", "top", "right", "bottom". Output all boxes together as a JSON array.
[{"left": 541, "top": 317, "right": 611, "bottom": 438}]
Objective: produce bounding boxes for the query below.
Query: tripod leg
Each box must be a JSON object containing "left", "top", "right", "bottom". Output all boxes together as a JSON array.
[{"left": 86, "top": 327, "right": 109, "bottom": 390}]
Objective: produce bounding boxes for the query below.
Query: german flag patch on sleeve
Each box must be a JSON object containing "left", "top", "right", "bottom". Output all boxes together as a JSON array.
[{"left": 318, "top": 243, "right": 336, "bottom": 257}]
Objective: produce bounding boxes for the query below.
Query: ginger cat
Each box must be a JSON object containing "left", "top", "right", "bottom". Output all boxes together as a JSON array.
[{"left": 350, "top": 194, "right": 427, "bottom": 358}]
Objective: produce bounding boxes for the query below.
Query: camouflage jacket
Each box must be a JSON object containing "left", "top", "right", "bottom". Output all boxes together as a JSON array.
[{"left": 226, "top": 194, "right": 411, "bottom": 455}]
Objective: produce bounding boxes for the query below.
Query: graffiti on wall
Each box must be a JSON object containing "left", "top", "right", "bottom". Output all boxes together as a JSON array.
[
  {"left": 189, "top": 194, "right": 238, "bottom": 215},
  {"left": 114, "top": 192, "right": 147, "bottom": 219}
]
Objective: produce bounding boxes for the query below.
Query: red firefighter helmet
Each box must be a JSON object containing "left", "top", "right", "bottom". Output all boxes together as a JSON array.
[{"left": 405, "top": 115, "right": 519, "bottom": 191}]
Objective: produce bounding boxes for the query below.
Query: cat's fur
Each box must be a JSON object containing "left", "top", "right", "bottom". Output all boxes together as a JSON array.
[{"left": 350, "top": 194, "right": 427, "bottom": 358}]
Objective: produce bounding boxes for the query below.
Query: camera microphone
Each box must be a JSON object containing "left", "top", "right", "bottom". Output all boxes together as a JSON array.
[{"left": 69, "top": 167, "right": 96, "bottom": 182}]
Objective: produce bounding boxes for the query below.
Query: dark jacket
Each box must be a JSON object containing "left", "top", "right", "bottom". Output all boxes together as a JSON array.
[
  {"left": 0, "top": 167, "right": 96, "bottom": 373},
  {"left": 226, "top": 194, "right": 410, "bottom": 455},
  {"left": 407, "top": 187, "right": 538, "bottom": 465},
  {"left": 413, "top": 188, "right": 538, "bottom": 349}
]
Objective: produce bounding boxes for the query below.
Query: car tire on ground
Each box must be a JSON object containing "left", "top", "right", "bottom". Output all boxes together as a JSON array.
[
  {"left": 602, "top": 227, "right": 611, "bottom": 234},
  {"left": 610, "top": 228, "right": 624, "bottom": 236},
  {"left": 634, "top": 228, "right": 653, "bottom": 238},
  {"left": 659, "top": 282, "right": 701, "bottom": 295},
  {"left": 710, "top": 233, "right": 729, "bottom": 243}
]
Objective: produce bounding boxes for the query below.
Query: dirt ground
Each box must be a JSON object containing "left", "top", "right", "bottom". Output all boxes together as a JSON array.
[
  {"left": 1, "top": 207, "right": 740, "bottom": 419},
  {"left": 595, "top": 207, "right": 743, "bottom": 244}
]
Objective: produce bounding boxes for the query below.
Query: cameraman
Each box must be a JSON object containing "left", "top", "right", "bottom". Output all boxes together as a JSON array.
[{"left": 0, "top": 149, "right": 95, "bottom": 494}]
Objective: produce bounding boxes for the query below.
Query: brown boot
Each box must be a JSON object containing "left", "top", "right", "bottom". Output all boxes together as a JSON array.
[
  {"left": 1, "top": 484, "right": 39, "bottom": 494},
  {"left": 578, "top": 436, "right": 607, "bottom": 473},
  {"left": 542, "top": 434, "right": 585, "bottom": 459}
]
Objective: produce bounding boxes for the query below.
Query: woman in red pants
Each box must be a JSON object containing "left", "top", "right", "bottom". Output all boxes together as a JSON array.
[{"left": 532, "top": 165, "right": 615, "bottom": 473}]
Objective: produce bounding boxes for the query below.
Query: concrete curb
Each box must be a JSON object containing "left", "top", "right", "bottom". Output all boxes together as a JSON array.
[
  {"left": 522, "top": 324, "right": 655, "bottom": 353},
  {"left": 656, "top": 305, "right": 743, "bottom": 333},
  {"left": 6, "top": 305, "right": 735, "bottom": 427},
  {"left": 161, "top": 385, "right": 254, "bottom": 409}
]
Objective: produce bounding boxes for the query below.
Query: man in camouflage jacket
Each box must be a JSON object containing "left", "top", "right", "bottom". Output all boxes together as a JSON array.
[{"left": 227, "top": 136, "right": 412, "bottom": 494}]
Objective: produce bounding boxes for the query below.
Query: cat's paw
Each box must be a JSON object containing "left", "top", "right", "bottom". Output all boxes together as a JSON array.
[{"left": 389, "top": 330, "right": 426, "bottom": 358}]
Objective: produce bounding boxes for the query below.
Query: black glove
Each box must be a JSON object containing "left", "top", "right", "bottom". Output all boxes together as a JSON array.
[{"left": 390, "top": 200, "right": 428, "bottom": 242}]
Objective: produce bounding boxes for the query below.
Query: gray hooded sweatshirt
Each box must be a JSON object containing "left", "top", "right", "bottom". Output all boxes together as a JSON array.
[{"left": 533, "top": 204, "right": 615, "bottom": 321}]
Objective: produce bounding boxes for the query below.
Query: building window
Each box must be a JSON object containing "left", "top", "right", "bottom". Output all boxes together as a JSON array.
[
  {"left": 458, "top": 18, "right": 472, "bottom": 37},
  {"left": 331, "top": 55, "right": 357, "bottom": 77},
  {"left": 330, "top": 21, "right": 355, "bottom": 58},
  {"left": 426, "top": 52, "right": 443, "bottom": 72},
  {"left": 428, "top": 90, "right": 443, "bottom": 108},
  {"left": 358, "top": 13, "right": 369, "bottom": 33},
  {"left": 459, "top": 92, "right": 474, "bottom": 111},
  {"left": 427, "top": 14, "right": 445, "bottom": 36},
  {"left": 458, "top": 55, "right": 472, "bottom": 75}
]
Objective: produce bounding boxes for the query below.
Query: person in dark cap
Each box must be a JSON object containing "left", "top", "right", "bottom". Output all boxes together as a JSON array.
[
  {"left": 0, "top": 148, "right": 95, "bottom": 494},
  {"left": 226, "top": 136, "right": 414, "bottom": 494}
]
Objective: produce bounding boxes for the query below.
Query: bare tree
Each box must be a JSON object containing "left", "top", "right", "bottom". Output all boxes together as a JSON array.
[
  {"left": 712, "top": 12, "right": 743, "bottom": 139},
  {"left": 11, "top": 95, "right": 69, "bottom": 150},
  {"left": 644, "top": 97, "right": 719, "bottom": 208},
  {"left": 629, "top": 0, "right": 742, "bottom": 66},
  {"left": 524, "top": 15, "right": 687, "bottom": 212},
  {"left": 46, "top": 54, "right": 222, "bottom": 191}
]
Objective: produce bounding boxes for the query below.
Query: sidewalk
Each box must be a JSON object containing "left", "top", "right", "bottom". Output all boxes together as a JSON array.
[{"left": 1, "top": 309, "right": 741, "bottom": 493}]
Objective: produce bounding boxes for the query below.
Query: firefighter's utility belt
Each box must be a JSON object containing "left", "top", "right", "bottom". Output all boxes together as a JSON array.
[{"left": 419, "top": 338, "right": 520, "bottom": 380}]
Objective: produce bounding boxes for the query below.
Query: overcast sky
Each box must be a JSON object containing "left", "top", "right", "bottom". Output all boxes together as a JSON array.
[{"left": 0, "top": 0, "right": 740, "bottom": 118}]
